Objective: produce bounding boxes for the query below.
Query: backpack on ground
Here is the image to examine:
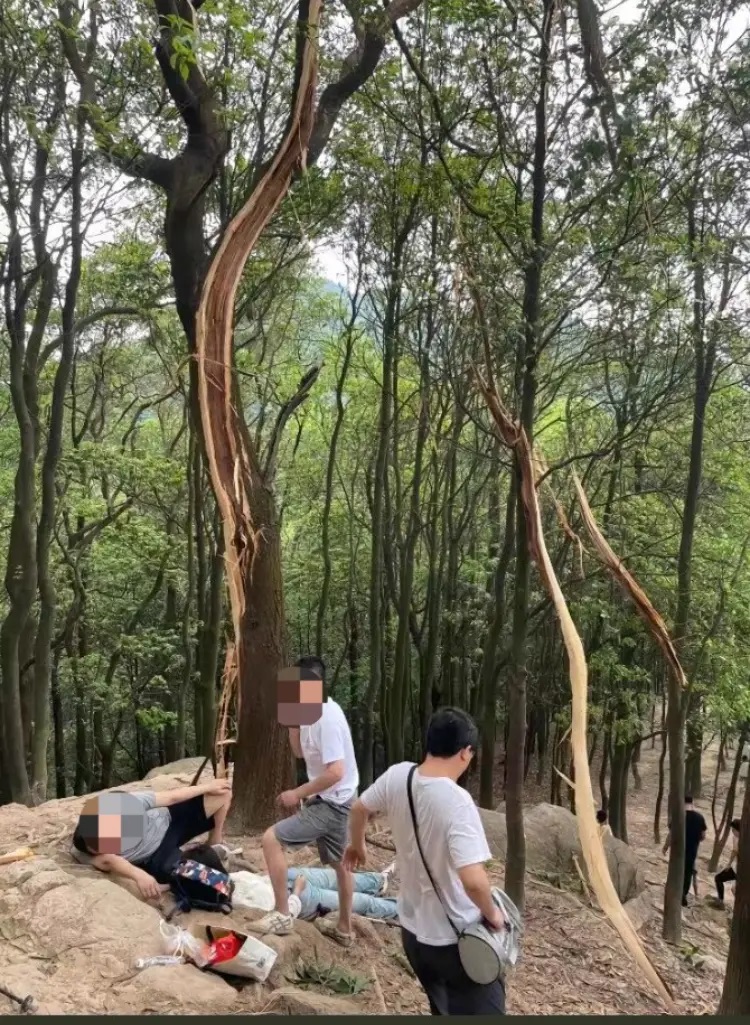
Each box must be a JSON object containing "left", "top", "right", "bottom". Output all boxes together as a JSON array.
[{"left": 165, "top": 855, "right": 234, "bottom": 919}]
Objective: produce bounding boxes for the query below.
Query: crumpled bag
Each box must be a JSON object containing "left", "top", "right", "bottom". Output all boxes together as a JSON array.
[{"left": 160, "top": 919, "right": 211, "bottom": 967}]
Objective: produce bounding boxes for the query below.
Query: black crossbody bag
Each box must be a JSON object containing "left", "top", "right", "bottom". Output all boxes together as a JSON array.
[{"left": 406, "top": 764, "right": 517, "bottom": 986}]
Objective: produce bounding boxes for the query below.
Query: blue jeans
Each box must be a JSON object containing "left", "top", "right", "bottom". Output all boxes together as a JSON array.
[{"left": 287, "top": 867, "right": 398, "bottom": 921}]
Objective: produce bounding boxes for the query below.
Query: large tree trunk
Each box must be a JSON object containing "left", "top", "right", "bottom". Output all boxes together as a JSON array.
[
  {"left": 194, "top": 2, "right": 322, "bottom": 827},
  {"left": 665, "top": 196, "right": 714, "bottom": 942},
  {"left": 504, "top": 0, "right": 553, "bottom": 911}
]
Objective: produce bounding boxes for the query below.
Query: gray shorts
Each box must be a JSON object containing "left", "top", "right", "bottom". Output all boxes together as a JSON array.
[{"left": 274, "top": 797, "right": 352, "bottom": 864}]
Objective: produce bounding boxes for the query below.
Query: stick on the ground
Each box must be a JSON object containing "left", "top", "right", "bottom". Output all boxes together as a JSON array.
[
  {"left": 0, "top": 848, "right": 34, "bottom": 865},
  {"left": 0, "top": 983, "right": 37, "bottom": 1014}
]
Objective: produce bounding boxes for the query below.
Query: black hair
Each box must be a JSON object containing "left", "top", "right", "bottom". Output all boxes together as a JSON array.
[
  {"left": 743, "top": 756, "right": 748, "bottom": 762},
  {"left": 425, "top": 707, "right": 478, "bottom": 758},
  {"left": 596, "top": 809, "right": 607, "bottom": 824},
  {"left": 72, "top": 826, "right": 91, "bottom": 854},
  {"left": 731, "top": 818, "right": 741, "bottom": 832},
  {"left": 295, "top": 654, "right": 326, "bottom": 680},
  {"left": 185, "top": 843, "right": 225, "bottom": 872},
  {"left": 685, "top": 794, "right": 694, "bottom": 804},
  {"left": 295, "top": 655, "right": 327, "bottom": 692}
]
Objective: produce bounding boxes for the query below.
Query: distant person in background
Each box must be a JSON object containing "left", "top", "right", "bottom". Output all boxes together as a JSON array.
[
  {"left": 663, "top": 794, "right": 707, "bottom": 907},
  {"left": 740, "top": 756, "right": 749, "bottom": 787},
  {"left": 596, "top": 809, "right": 612, "bottom": 838},
  {"left": 714, "top": 819, "right": 741, "bottom": 908}
]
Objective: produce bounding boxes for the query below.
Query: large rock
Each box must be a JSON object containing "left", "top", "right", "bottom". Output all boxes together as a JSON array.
[
  {"left": 0, "top": 854, "right": 237, "bottom": 1014},
  {"left": 262, "top": 986, "right": 362, "bottom": 1015},
  {"left": 144, "top": 757, "right": 212, "bottom": 781},
  {"left": 480, "top": 802, "right": 645, "bottom": 903}
]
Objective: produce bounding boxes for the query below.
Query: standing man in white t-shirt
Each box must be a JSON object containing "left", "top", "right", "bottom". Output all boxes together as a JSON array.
[
  {"left": 345, "top": 707, "right": 506, "bottom": 1015},
  {"left": 249, "top": 656, "right": 359, "bottom": 946}
]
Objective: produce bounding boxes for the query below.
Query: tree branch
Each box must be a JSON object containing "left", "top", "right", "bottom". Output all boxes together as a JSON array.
[
  {"left": 58, "top": 0, "right": 172, "bottom": 186},
  {"left": 263, "top": 364, "right": 321, "bottom": 480},
  {"left": 308, "top": 0, "right": 425, "bottom": 165}
]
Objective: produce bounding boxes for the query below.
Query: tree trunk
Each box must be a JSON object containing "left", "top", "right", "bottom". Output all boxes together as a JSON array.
[
  {"left": 316, "top": 306, "right": 356, "bottom": 657},
  {"left": 664, "top": 195, "right": 714, "bottom": 942},
  {"left": 708, "top": 730, "right": 746, "bottom": 873},
  {"left": 719, "top": 776, "right": 750, "bottom": 1013},
  {"left": 653, "top": 722, "right": 668, "bottom": 845},
  {"left": 51, "top": 652, "right": 66, "bottom": 799},
  {"left": 504, "top": 0, "right": 553, "bottom": 912},
  {"left": 599, "top": 728, "right": 611, "bottom": 813},
  {"left": 479, "top": 481, "right": 516, "bottom": 808}
]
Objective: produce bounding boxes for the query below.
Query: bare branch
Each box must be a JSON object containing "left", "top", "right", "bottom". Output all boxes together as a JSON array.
[
  {"left": 308, "top": 0, "right": 425, "bottom": 165},
  {"left": 263, "top": 364, "right": 321, "bottom": 480}
]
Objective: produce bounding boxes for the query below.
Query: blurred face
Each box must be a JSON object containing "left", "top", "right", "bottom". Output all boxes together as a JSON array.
[
  {"left": 77, "top": 793, "right": 147, "bottom": 856},
  {"left": 277, "top": 667, "right": 324, "bottom": 726}
]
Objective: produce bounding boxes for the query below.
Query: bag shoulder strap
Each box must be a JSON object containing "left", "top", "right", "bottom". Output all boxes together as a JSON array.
[{"left": 406, "top": 764, "right": 459, "bottom": 938}]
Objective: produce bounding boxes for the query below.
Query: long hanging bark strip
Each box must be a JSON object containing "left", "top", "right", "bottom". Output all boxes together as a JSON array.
[
  {"left": 572, "top": 477, "right": 688, "bottom": 691},
  {"left": 474, "top": 366, "right": 673, "bottom": 1010},
  {"left": 195, "top": 0, "right": 321, "bottom": 766},
  {"left": 572, "top": 472, "right": 689, "bottom": 941}
]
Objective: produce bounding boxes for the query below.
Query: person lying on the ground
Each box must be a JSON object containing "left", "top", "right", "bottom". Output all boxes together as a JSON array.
[
  {"left": 189, "top": 844, "right": 398, "bottom": 922},
  {"left": 70, "top": 779, "right": 232, "bottom": 901},
  {"left": 714, "top": 818, "right": 741, "bottom": 908}
]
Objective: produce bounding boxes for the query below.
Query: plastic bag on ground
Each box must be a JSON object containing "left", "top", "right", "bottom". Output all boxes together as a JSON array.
[{"left": 160, "top": 919, "right": 211, "bottom": 967}]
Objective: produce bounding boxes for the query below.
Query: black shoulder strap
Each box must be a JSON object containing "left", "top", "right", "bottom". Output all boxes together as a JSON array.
[{"left": 406, "top": 764, "right": 460, "bottom": 938}]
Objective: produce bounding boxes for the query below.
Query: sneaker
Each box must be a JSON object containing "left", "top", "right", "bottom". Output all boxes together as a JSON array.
[
  {"left": 315, "top": 916, "right": 354, "bottom": 948},
  {"left": 247, "top": 911, "right": 293, "bottom": 936}
]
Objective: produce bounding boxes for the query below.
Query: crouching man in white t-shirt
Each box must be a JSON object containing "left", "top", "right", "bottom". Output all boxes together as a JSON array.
[
  {"left": 344, "top": 707, "right": 506, "bottom": 1015},
  {"left": 249, "top": 656, "right": 359, "bottom": 947}
]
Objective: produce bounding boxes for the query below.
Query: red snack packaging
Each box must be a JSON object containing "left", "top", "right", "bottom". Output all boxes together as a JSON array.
[{"left": 207, "top": 933, "right": 243, "bottom": 966}]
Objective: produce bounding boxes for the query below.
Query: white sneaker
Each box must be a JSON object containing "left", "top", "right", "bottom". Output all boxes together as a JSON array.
[{"left": 248, "top": 911, "right": 294, "bottom": 936}]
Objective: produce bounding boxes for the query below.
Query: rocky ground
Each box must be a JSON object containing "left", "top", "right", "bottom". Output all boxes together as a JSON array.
[{"left": 0, "top": 744, "right": 733, "bottom": 1015}]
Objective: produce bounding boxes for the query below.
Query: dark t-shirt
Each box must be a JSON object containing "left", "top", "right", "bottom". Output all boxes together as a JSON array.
[{"left": 685, "top": 809, "right": 707, "bottom": 854}]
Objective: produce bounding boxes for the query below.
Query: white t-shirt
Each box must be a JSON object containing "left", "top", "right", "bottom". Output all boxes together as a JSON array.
[
  {"left": 300, "top": 698, "right": 358, "bottom": 805},
  {"left": 740, "top": 761, "right": 748, "bottom": 782},
  {"left": 360, "top": 762, "right": 491, "bottom": 945}
]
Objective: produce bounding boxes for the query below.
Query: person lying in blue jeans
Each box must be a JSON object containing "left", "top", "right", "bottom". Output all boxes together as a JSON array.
[
  {"left": 187, "top": 844, "right": 398, "bottom": 924},
  {"left": 289, "top": 865, "right": 397, "bottom": 921}
]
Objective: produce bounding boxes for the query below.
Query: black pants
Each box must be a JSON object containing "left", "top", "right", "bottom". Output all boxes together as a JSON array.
[
  {"left": 142, "top": 795, "right": 215, "bottom": 882},
  {"left": 682, "top": 849, "right": 698, "bottom": 902},
  {"left": 715, "top": 866, "right": 736, "bottom": 901},
  {"left": 401, "top": 928, "right": 505, "bottom": 1016}
]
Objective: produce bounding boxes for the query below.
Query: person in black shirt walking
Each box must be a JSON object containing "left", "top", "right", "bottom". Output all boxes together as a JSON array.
[
  {"left": 714, "top": 819, "right": 741, "bottom": 908},
  {"left": 663, "top": 794, "right": 707, "bottom": 907}
]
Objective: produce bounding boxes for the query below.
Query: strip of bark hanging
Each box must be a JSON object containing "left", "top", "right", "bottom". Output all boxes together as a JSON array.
[
  {"left": 473, "top": 366, "right": 674, "bottom": 1010},
  {"left": 572, "top": 475, "right": 688, "bottom": 692},
  {"left": 194, "top": 0, "right": 322, "bottom": 749}
]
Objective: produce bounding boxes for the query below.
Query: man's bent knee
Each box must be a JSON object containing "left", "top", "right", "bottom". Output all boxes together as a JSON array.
[{"left": 263, "top": 826, "right": 281, "bottom": 850}]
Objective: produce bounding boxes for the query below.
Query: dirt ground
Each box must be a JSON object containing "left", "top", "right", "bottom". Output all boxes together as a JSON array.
[
  {"left": 0, "top": 741, "right": 734, "bottom": 1015},
  {"left": 233, "top": 739, "right": 733, "bottom": 1015}
]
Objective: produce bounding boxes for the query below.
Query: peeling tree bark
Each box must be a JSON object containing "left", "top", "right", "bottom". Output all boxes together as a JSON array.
[
  {"left": 573, "top": 477, "right": 689, "bottom": 945},
  {"left": 474, "top": 357, "right": 673, "bottom": 1009},
  {"left": 195, "top": 0, "right": 322, "bottom": 830}
]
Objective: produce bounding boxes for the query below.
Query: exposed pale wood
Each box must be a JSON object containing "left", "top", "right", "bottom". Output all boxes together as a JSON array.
[
  {"left": 572, "top": 476, "right": 688, "bottom": 692},
  {"left": 0, "top": 847, "right": 35, "bottom": 865},
  {"left": 473, "top": 361, "right": 674, "bottom": 1011},
  {"left": 194, "top": 0, "right": 322, "bottom": 804}
]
